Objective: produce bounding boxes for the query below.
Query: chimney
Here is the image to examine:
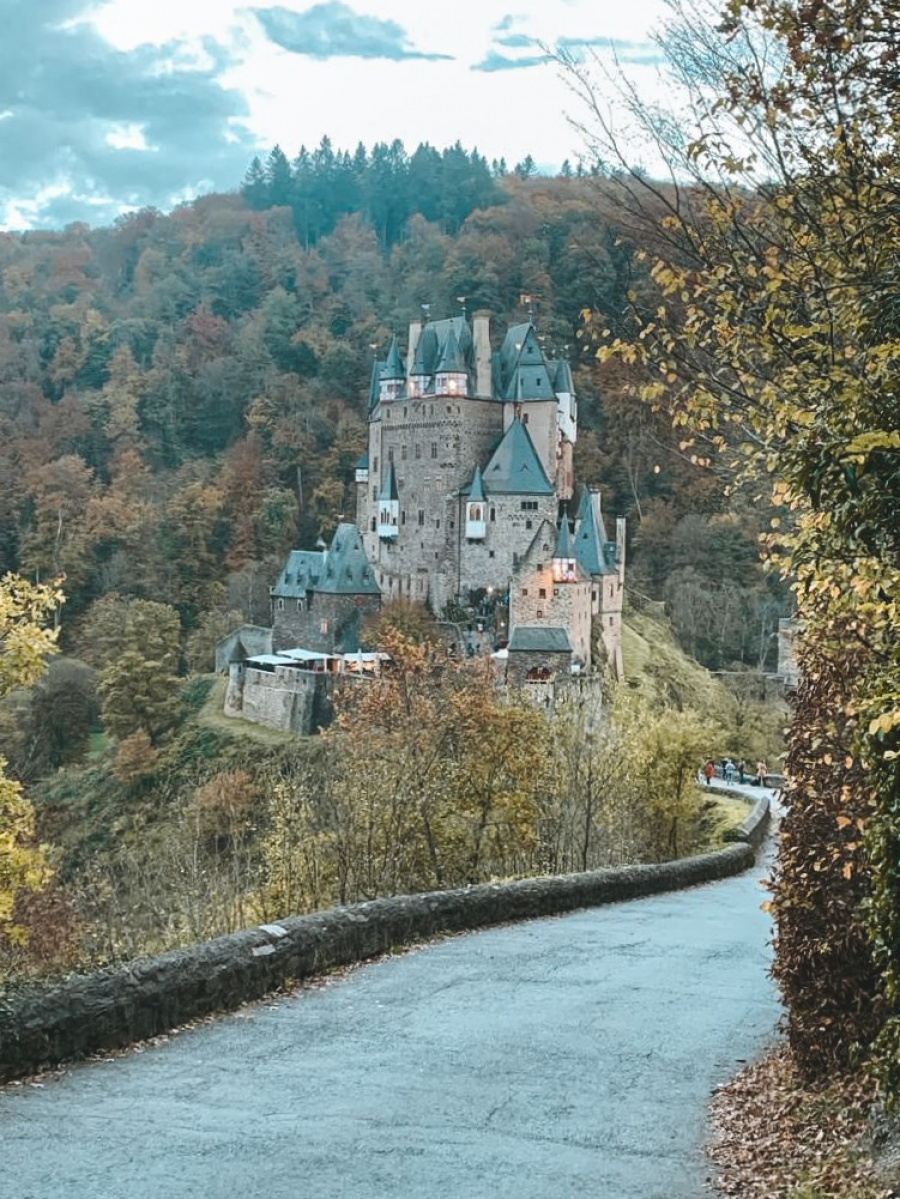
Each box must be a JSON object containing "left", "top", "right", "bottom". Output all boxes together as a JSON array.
[
  {"left": 473, "top": 312, "right": 492, "bottom": 397},
  {"left": 616, "top": 516, "right": 627, "bottom": 574},
  {"left": 407, "top": 320, "right": 422, "bottom": 380}
]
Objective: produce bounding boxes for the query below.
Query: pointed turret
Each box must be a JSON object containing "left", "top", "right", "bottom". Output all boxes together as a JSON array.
[
  {"left": 435, "top": 325, "right": 468, "bottom": 397},
  {"left": 377, "top": 462, "right": 399, "bottom": 540},
  {"left": 465, "top": 465, "right": 486, "bottom": 540},
  {"left": 553, "top": 509, "right": 577, "bottom": 583},
  {"left": 378, "top": 337, "right": 405, "bottom": 404}
]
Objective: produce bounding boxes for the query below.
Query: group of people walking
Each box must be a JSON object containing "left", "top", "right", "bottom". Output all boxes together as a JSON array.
[{"left": 701, "top": 758, "right": 769, "bottom": 787}]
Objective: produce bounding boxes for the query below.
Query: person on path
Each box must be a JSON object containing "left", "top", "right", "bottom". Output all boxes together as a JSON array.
[
  {"left": 724, "top": 759, "right": 736, "bottom": 785},
  {"left": 703, "top": 759, "right": 715, "bottom": 786},
  {"left": 737, "top": 758, "right": 746, "bottom": 785},
  {"left": 756, "top": 760, "right": 768, "bottom": 787}
]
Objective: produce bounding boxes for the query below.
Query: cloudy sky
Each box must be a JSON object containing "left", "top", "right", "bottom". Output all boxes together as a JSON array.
[{"left": 1, "top": 0, "right": 671, "bottom": 231}]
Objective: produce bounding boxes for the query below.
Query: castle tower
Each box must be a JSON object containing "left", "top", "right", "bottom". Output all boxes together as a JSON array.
[{"left": 359, "top": 313, "right": 581, "bottom": 615}]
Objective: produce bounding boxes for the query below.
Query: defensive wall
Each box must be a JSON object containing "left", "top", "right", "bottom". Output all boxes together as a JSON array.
[{"left": 0, "top": 795, "right": 770, "bottom": 1084}]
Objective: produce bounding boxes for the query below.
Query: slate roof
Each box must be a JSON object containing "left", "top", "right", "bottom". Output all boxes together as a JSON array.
[
  {"left": 436, "top": 325, "right": 466, "bottom": 373},
  {"left": 318, "top": 524, "right": 381, "bottom": 594},
  {"left": 549, "top": 358, "right": 574, "bottom": 393},
  {"left": 507, "top": 626, "right": 573, "bottom": 653},
  {"left": 493, "top": 322, "right": 556, "bottom": 402},
  {"left": 555, "top": 511, "right": 574, "bottom": 559},
  {"left": 272, "top": 523, "right": 380, "bottom": 599},
  {"left": 382, "top": 336, "right": 404, "bottom": 380},
  {"left": 574, "top": 487, "right": 617, "bottom": 577},
  {"left": 412, "top": 316, "right": 473, "bottom": 376},
  {"left": 482, "top": 419, "right": 554, "bottom": 495},
  {"left": 466, "top": 464, "right": 486, "bottom": 501}
]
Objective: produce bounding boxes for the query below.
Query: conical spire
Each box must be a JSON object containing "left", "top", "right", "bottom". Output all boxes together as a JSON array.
[
  {"left": 383, "top": 336, "right": 404, "bottom": 380},
  {"left": 555, "top": 509, "right": 574, "bottom": 559},
  {"left": 436, "top": 325, "right": 465, "bottom": 373}
]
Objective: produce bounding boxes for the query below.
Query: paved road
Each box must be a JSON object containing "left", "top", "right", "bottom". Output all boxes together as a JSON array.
[{"left": 2, "top": 838, "right": 780, "bottom": 1199}]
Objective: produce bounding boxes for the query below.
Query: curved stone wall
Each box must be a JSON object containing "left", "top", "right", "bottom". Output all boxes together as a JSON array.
[{"left": 0, "top": 797, "right": 770, "bottom": 1084}]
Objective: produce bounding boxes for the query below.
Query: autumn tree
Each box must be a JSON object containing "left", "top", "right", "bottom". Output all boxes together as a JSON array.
[
  {"left": 573, "top": 0, "right": 900, "bottom": 1082},
  {"left": 0, "top": 575, "right": 62, "bottom": 950},
  {"left": 78, "top": 595, "right": 182, "bottom": 742}
]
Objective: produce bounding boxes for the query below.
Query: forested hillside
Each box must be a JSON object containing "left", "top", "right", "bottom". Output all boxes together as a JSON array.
[
  {"left": 0, "top": 137, "right": 788, "bottom": 982},
  {"left": 0, "top": 141, "right": 784, "bottom": 688}
]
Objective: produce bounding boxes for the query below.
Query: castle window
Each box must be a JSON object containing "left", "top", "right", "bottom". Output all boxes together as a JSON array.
[
  {"left": 521, "top": 500, "right": 538, "bottom": 511},
  {"left": 371, "top": 518, "right": 376, "bottom": 532},
  {"left": 537, "top": 609, "right": 543, "bottom": 618},
  {"left": 401, "top": 511, "right": 406, "bottom": 525},
  {"left": 431, "top": 443, "right": 438, "bottom": 459},
  {"left": 418, "top": 509, "right": 425, "bottom": 526},
  {"left": 489, "top": 550, "right": 495, "bottom": 558},
  {"left": 401, "top": 445, "right": 407, "bottom": 460},
  {"left": 435, "top": 519, "right": 440, "bottom": 528},
  {"left": 296, "top": 599, "right": 304, "bottom": 611},
  {"left": 537, "top": 563, "right": 544, "bottom": 571},
  {"left": 525, "top": 520, "right": 533, "bottom": 530},
  {"left": 522, "top": 588, "right": 528, "bottom": 596},
  {"left": 490, "top": 508, "right": 496, "bottom": 522},
  {"left": 553, "top": 588, "right": 560, "bottom": 597},
  {"left": 277, "top": 599, "right": 284, "bottom": 611},
  {"left": 320, "top": 621, "right": 328, "bottom": 635},
  {"left": 373, "top": 457, "right": 378, "bottom": 473},
  {"left": 415, "top": 444, "right": 421, "bottom": 459},
  {"left": 539, "top": 588, "right": 546, "bottom": 599},
  {"left": 372, "top": 487, "right": 377, "bottom": 501},
  {"left": 450, "top": 521, "right": 455, "bottom": 530},
  {"left": 447, "top": 404, "right": 452, "bottom": 412},
  {"left": 609, "top": 617, "right": 614, "bottom": 626},
  {"left": 523, "top": 413, "right": 529, "bottom": 425}
]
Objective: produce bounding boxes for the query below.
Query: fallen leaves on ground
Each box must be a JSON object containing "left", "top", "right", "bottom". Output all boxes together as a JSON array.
[{"left": 708, "top": 1045, "right": 896, "bottom": 1198}]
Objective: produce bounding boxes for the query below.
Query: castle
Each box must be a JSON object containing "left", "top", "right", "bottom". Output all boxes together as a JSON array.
[
  {"left": 221, "top": 311, "right": 626, "bottom": 732},
  {"left": 355, "top": 311, "right": 625, "bottom": 679}
]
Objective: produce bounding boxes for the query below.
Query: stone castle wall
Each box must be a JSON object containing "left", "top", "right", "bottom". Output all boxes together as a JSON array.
[{"left": 226, "top": 664, "right": 333, "bottom": 734}]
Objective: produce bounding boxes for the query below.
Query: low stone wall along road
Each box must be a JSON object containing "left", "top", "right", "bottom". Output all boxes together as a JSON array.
[{"left": 2, "top": 857, "right": 780, "bottom": 1199}]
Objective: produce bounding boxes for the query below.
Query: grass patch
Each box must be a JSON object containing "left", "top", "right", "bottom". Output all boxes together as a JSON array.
[{"left": 86, "top": 731, "right": 111, "bottom": 760}]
